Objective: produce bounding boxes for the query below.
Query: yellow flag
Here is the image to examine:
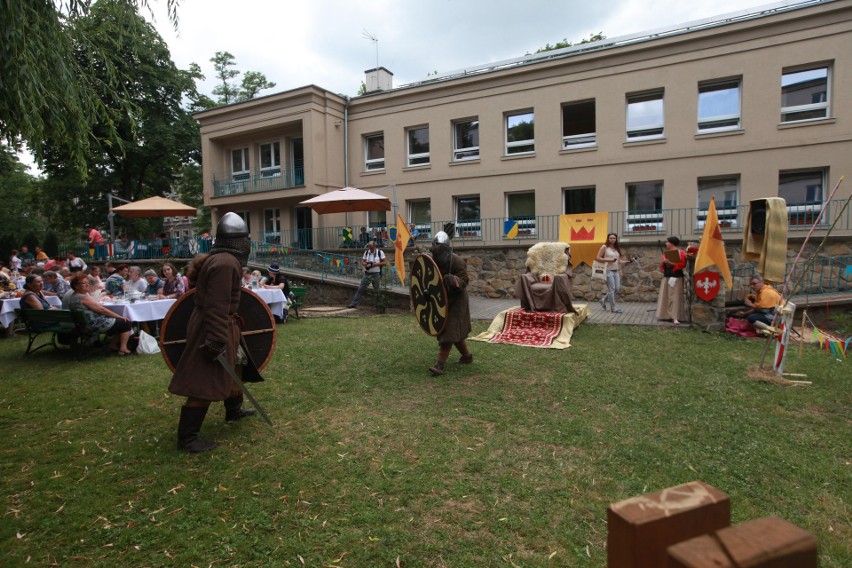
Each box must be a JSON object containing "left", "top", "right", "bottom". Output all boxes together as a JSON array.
[
  {"left": 694, "top": 196, "right": 732, "bottom": 287},
  {"left": 394, "top": 214, "right": 412, "bottom": 285},
  {"left": 559, "top": 212, "right": 608, "bottom": 267}
]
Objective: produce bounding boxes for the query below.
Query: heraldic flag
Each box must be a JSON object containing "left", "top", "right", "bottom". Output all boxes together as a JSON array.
[
  {"left": 558, "top": 212, "right": 608, "bottom": 267},
  {"left": 694, "top": 196, "right": 732, "bottom": 287},
  {"left": 394, "top": 214, "right": 412, "bottom": 285},
  {"left": 504, "top": 219, "right": 519, "bottom": 239}
]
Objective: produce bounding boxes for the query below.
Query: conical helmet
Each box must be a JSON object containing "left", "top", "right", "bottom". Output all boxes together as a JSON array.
[{"left": 216, "top": 212, "right": 248, "bottom": 238}]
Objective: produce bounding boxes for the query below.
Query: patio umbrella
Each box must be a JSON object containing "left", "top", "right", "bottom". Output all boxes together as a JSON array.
[
  {"left": 299, "top": 187, "right": 391, "bottom": 214},
  {"left": 111, "top": 196, "right": 197, "bottom": 218}
]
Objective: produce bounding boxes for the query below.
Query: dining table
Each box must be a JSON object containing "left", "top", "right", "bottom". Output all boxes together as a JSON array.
[
  {"left": 1, "top": 295, "right": 64, "bottom": 335},
  {"left": 101, "top": 288, "right": 287, "bottom": 323}
]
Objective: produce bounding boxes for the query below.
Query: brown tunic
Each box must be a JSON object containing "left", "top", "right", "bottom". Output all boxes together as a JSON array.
[
  {"left": 168, "top": 253, "right": 242, "bottom": 401},
  {"left": 436, "top": 254, "right": 472, "bottom": 345}
]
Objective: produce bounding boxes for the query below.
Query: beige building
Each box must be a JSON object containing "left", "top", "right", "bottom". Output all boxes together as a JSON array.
[{"left": 195, "top": 0, "right": 852, "bottom": 251}]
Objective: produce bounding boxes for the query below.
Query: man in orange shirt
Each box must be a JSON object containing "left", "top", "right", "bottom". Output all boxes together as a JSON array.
[{"left": 741, "top": 276, "right": 782, "bottom": 331}]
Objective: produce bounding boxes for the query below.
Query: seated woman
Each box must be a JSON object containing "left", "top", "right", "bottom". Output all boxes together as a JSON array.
[
  {"left": 66, "top": 273, "right": 133, "bottom": 355},
  {"left": 241, "top": 267, "right": 253, "bottom": 288},
  {"left": 144, "top": 269, "right": 164, "bottom": 296},
  {"left": 262, "top": 264, "right": 294, "bottom": 323},
  {"left": 20, "top": 274, "right": 56, "bottom": 310},
  {"left": 158, "top": 262, "right": 185, "bottom": 300},
  {"left": 88, "top": 266, "right": 105, "bottom": 290}
]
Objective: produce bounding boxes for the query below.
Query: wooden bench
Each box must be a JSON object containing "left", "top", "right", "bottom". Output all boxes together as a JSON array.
[
  {"left": 289, "top": 286, "right": 307, "bottom": 320},
  {"left": 15, "top": 309, "right": 102, "bottom": 359}
]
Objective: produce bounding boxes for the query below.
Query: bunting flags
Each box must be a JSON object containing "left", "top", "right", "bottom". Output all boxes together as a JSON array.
[
  {"left": 394, "top": 214, "right": 412, "bottom": 285},
  {"left": 504, "top": 220, "right": 519, "bottom": 240},
  {"left": 809, "top": 320, "right": 849, "bottom": 361},
  {"left": 694, "top": 196, "right": 732, "bottom": 288}
]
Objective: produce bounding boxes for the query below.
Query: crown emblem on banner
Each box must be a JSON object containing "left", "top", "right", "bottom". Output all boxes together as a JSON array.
[{"left": 570, "top": 226, "right": 596, "bottom": 241}]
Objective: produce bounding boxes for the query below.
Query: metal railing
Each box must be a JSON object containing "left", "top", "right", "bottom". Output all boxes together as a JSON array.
[{"left": 212, "top": 167, "right": 305, "bottom": 197}]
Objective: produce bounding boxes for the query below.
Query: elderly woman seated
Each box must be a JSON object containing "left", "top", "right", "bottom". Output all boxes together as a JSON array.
[
  {"left": 514, "top": 242, "right": 576, "bottom": 313},
  {"left": 66, "top": 273, "right": 133, "bottom": 355},
  {"left": 20, "top": 274, "right": 56, "bottom": 310}
]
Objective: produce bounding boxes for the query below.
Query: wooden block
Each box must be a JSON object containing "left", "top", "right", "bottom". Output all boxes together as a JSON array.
[
  {"left": 607, "top": 480, "right": 730, "bottom": 568},
  {"left": 667, "top": 516, "right": 818, "bottom": 568}
]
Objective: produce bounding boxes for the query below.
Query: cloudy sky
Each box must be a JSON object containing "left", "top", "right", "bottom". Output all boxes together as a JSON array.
[{"left": 146, "top": 0, "right": 781, "bottom": 98}]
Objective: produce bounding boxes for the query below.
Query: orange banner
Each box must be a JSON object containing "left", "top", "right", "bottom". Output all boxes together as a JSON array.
[{"left": 559, "top": 213, "right": 608, "bottom": 267}]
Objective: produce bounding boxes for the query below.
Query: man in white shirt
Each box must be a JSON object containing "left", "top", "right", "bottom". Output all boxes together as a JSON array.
[{"left": 347, "top": 240, "right": 386, "bottom": 310}]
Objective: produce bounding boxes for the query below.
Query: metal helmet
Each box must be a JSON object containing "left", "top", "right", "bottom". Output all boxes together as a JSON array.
[
  {"left": 432, "top": 231, "right": 450, "bottom": 246},
  {"left": 216, "top": 212, "right": 249, "bottom": 238}
]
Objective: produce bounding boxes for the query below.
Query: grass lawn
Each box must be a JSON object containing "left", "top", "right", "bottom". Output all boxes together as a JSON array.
[{"left": 1, "top": 315, "right": 849, "bottom": 567}]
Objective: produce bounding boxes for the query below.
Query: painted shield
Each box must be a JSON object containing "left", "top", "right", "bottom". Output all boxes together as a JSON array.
[
  {"left": 159, "top": 288, "right": 277, "bottom": 372},
  {"left": 694, "top": 270, "right": 721, "bottom": 302},
  {"left": 410, "top": 254, "right": 448, "bottom": 336}
]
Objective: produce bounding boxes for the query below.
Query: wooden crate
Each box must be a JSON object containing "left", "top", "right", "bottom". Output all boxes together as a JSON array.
[{"left": 607, "top": 480, "right": 731, "bottom": 568}]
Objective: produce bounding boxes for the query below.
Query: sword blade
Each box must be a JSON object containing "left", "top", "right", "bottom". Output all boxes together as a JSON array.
[{"left": 215, "top": 353, "right": 274, "bottom": 427}]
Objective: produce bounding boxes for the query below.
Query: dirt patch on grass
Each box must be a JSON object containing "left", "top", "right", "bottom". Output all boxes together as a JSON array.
[{"left": 746, "top": 365, "right": 812, "bottom": 386}]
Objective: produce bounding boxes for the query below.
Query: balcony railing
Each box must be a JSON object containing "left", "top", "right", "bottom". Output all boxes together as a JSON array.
[{"left": 212, "top": 166, "right": 305, "bottom": 197}]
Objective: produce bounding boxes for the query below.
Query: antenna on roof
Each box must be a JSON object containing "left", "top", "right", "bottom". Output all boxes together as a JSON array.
[{"left": 362, "top": 29, "right": 379, "bottom": 70}]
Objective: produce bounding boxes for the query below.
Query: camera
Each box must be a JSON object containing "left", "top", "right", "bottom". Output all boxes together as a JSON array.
[{"left": 365, "top": 262, "right": 373, "bottom": 269}]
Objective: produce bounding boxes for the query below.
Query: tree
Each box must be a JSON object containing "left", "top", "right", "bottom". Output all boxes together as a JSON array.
[
  {"left": 0, "top": 0, "right": 179, "bottom": 174},
  {"left": 533, "top": 32, "right": 606, "bottom": 54},
  {"left": 0, "top": 145, "right": 44, "bottom": 254},
  {"left": 39, "top": 0, "right": 203, "bottom": 239},
  {"left": 210, "top": 51, "right": 276, "bottom": 105}
]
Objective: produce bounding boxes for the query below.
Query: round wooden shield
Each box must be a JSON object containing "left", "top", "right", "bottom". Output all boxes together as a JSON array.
[
  {"left": 159, "top": 288, "right": 277, "bottom": 372},
  {"left": 410, "top": 254, "right": 448, "bottom": 336}
]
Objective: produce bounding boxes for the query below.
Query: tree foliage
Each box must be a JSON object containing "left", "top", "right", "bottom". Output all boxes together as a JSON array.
[
  {"left": 533, "top": 32, "right": 606, "bottom": 54},
  {"left": 0, "top": 0, "right": 179, "bottom": 174},
  {"left": 210, "top": 50, "right": 277, "bottom": 105}
]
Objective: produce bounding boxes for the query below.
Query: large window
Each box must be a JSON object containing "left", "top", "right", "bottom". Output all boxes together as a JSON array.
[
  {"left": 407, "top": 126, "right": 430, "bottom": 167},
  {"left": 259, "top": 141, "right": 281, "bottom": 177},
  {"left": 779, "top": 169, "right": 825, "bottom": 225},
  {"left": 408, "top": 200, "right": 431, "bottom": 240},
  {"left": 781, "top": 66, "right": 829, "bottom": 123},
  {"left": 563, "top": 187, "right": 595, "bottom": 214},
  {"left": 697, "top": 176, "right": 739, "bottom": 229},
  {"left": 505, "top": 111, "right": 535, "bottom": 155},
  {"left": 364, "top": 133, "right": 385, "bottom": 171},
  {"left": 455, "top": 196, "right": 481, "bottom": 238},
  {"left": 506, "top": 192, "right": 536, "bottom": 236},
  {"left": 562, "top": 100, "right": 596, "bottom": 149},
  {"left": 231, "top": 147, "right": 250, "bottom": 181},
  {"left": 453, "top": 118, "right": 479, "bottom": 161},
  {"left": 626, "top": 181, "right": 663, "bottom": 232},
  {"left": 626, "top": 91, "right": 664, "bottom": 141},
  {"left": 698, "top": 79, "right": 741, "bottom": 132},
  {"left": 263, "top": 208, "right": 281, "bottom": 244}
]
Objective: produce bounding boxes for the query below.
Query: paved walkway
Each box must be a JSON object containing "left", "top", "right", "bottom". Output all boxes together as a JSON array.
[{"left": 468, "top": 296, "right": 681, "bottom": 327}]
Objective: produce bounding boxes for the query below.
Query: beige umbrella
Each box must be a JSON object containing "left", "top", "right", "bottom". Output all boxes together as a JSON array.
[
  {"left": 299, "top": 187, "right": 391, "bottom": 214},
  {"left": 111, "top": 196, "right": 197, "bottom": 218}
]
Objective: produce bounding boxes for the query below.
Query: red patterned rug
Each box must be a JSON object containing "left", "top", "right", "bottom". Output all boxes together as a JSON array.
[{"left": 488, "top": 308, "right": 565, "bottom": 347}]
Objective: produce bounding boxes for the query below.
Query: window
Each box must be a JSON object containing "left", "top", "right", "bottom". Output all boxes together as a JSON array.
[
  {"left": 781, "top": 66, "right": 829, "bottom": 122},
  {"left": 626, "top": 181, "right": 663, "bottom": 232},
  {"left": 506, "top": 192, "right": 536, "bottom": 236},
  {"left": 626, "top": 91, "right": 664, "bottom": 140},
  {"left": 697, "top": 176, "right": 739, "bottom": 229},
  {"left": 368, "top": 210, "right": 387, "bottom": 230},
  {"left": 562, "top": 100, "right": 596, "bottom": 149},
  {"left": 505, "top": 111, "right": 535, "bottom": 155},
  {"left": 455, "top": 196, "right": 481, "bottom": 238},
  {"left": 698, "top": 79, "right": 741, "bottom": 132},
  {"left": 364, "top": 133, "right": 385, "bottom": 171},
  {"left": 779, "top": 169, "right": 825, "bottom": 225},
  {"left": 453, "top": 118, "right": 479, "bottom": 161},
  {"left": 563, "top": 187, "right": 596, "bottom": 214},
  {"left": 408, "top": 200, "right": 431, "bottom": 240},
  {"left": 263, "top": 208, "right": 280, "bottom": 244},
  {"left": 407, "top": 126, "right": 430, "bottom": 167},
  {"left": 259, "top": 142, "right": 281, "bottom": 177},
  {"left": 231, "top": 147, "right": 250, "bottom": 181}
]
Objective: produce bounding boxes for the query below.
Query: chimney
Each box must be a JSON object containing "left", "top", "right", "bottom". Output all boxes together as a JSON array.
[{"left": 364, "top": 67, "right": 393, "bottom": 93}]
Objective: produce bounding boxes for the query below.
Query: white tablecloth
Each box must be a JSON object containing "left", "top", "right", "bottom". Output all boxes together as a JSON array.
[
  {"left": 0, "top": 296, "right": 63, "bottom": 328},
  {"left": 103, "top": 299, "right": 176, "bottom": 322},
  {"left": 251, "top": 288, "right": 286, "bottom": 319}
]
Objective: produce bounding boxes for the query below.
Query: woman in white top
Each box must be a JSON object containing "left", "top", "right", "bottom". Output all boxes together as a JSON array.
[{"left": 595, "top": 233, "right": 630, "bottom": 313}]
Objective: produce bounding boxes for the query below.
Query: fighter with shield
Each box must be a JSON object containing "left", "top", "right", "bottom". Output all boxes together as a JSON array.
[
  {"left": 164, "top": 212, "right": 272, "bottom": 452},
  {"left": 410, "top": 230, "right": 473, "bottom": 375}
]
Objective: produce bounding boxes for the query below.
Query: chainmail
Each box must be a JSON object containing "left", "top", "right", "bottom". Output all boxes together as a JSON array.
[
  {"left": 209, "top": 236, "right": 251, "bottom": 267},
  {"left": 431, "top": 244, "right": 453, "bottom": 276}
]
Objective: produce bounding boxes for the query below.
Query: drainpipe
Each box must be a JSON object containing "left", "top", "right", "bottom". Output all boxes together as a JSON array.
[{"left": 343, "top": 95, "right": 350, "bottom": 227}]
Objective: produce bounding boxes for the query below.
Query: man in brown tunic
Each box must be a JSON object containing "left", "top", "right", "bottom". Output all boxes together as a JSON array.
[
  {"left": 429, "top": 231, "right": 473, "bottom": 376},
  {"left": 169, "top": 212, "right": 257, "bottom": 452}
]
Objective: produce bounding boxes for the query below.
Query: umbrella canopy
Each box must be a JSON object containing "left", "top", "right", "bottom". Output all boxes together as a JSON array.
[
  {"left": 299, "top": 187, "right": 391, "bottom": 214},
  {"left": 111, "top": 196, "right": 197, "bottom": 218}
]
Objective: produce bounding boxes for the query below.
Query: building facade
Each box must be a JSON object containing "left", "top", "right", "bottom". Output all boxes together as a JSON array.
[{"left": 195, "top": 0, "right": 852, "bottom": 251}]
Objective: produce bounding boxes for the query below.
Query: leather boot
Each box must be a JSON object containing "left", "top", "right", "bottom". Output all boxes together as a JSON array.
[
  {"left": 429, "top": 361, "right": 445, "bottom": 376},
  {"left": 177, "top": 406, "right": 219, "bottom": 453},
  {"left": 224, "top": 395, "right": 257, "bottom": 422},
  {"left": 458, "top": 353, "right": 473, "bottom": 364}
]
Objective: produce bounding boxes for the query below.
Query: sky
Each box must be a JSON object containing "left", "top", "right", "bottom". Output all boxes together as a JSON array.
[{"left": 145, "top": 0, "right": 783, "bottom": 98}]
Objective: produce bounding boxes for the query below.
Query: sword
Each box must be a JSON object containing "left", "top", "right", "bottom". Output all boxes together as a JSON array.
[{"left": 215, "top": 353, "right": 274, "bottom": 428}]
